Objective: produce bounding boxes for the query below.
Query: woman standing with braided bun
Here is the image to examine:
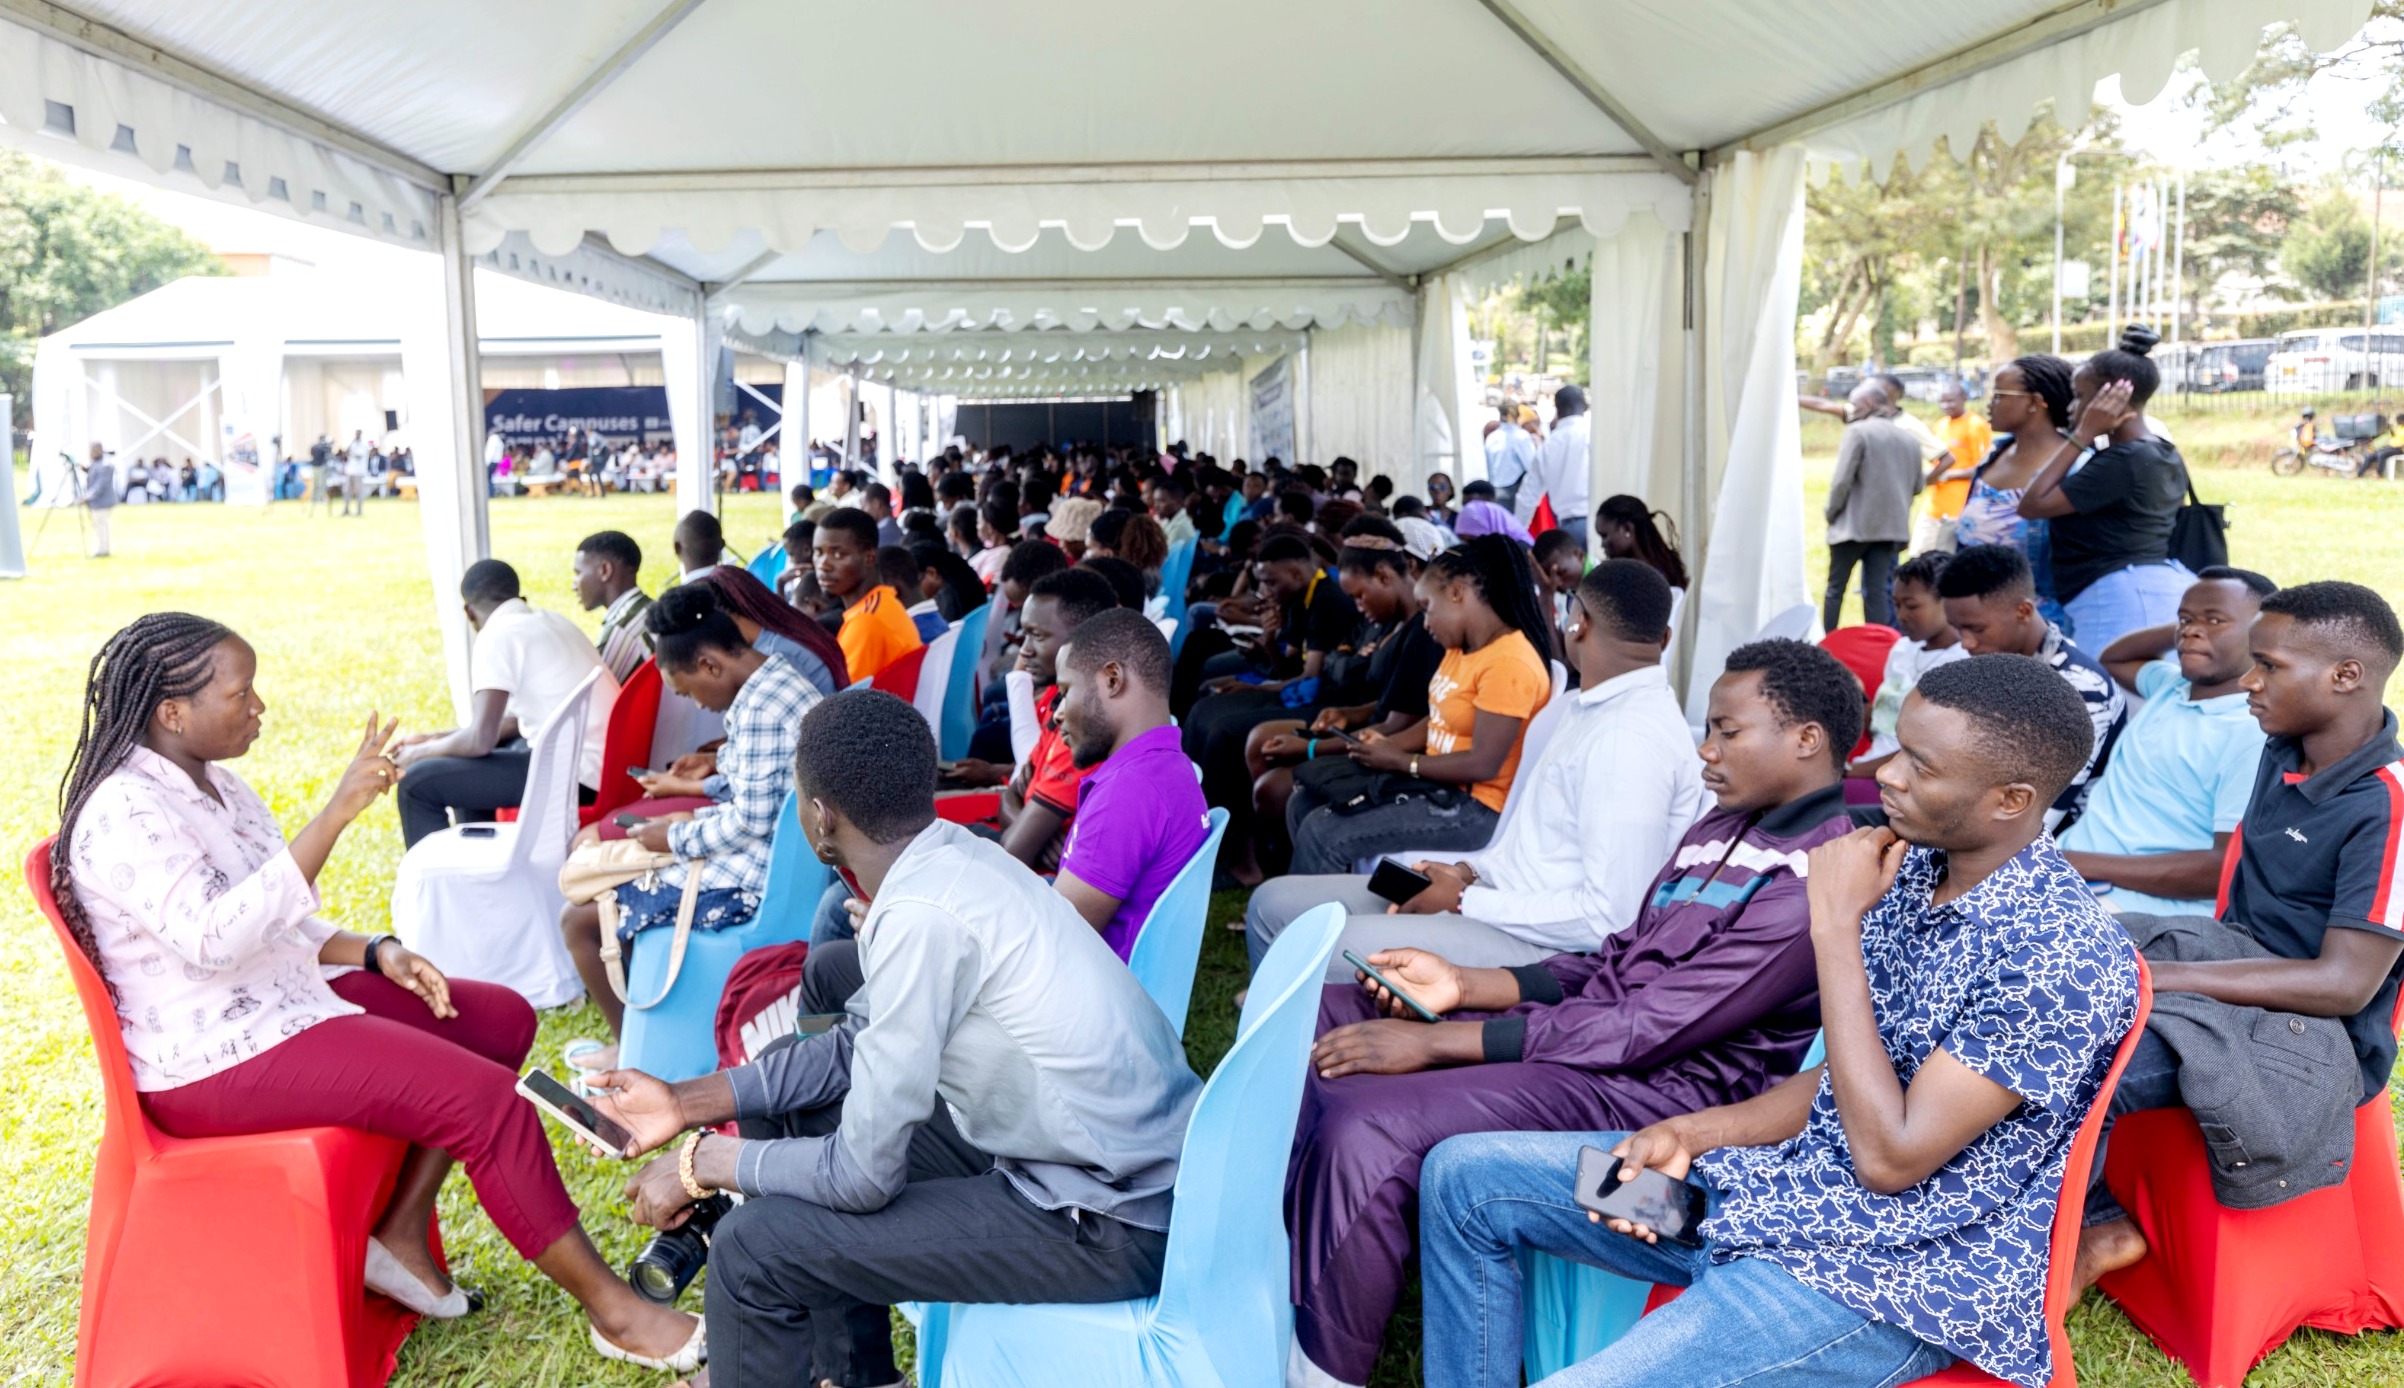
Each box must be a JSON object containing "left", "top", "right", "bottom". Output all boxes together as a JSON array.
[
  {"left": 1957, "top": 352, "right": 2077, "bottom": 631},
  {"left": 53, "top": 614, "right": 705, "bottom": 1373}
]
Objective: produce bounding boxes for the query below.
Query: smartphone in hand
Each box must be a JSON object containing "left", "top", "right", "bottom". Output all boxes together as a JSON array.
[
  {"left": 1573, "top": 1146, "right": 1708, "bottom": 1247},
  {"left": 1342, "top": 948, "right": 1441, "bottom": 1023},
  {"left": 614, "top": 812, "right": 648, "bottom": 830},
  {"left": 1366, "top": 858, "right": 1434, "bottom": 906},
  {"left": 517, "top": 1069, "right": 635, "bottom": 1159}
]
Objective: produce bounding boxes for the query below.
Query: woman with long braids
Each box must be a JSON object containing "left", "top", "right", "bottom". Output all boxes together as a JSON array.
[
  {"left": 1282, "top": 533, "right": 1555, "bottom": 875},
  {"left": 1594, "top": 493, "right": 1690, "bottom": 592},
  {"left": 54, "top": 615, "right": 705, "bottom": 1373},
  {"left": 1957, "top": 352, "right": 2076, "bottom": 629}
]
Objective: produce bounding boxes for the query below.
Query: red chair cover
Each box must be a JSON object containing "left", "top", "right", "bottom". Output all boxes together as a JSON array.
[{"left": 582, "top": 657, "right": 665, "bottom": 828}]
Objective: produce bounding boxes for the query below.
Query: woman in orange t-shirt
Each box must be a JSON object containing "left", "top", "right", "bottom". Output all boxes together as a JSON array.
[{"left": 1285, "top": 534, "right": 1555, "bottom": 874}]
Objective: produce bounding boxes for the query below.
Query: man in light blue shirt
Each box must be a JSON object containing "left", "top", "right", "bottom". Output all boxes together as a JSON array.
[
  {"left": 2061, "top": 567, "right": 2275, "bottom": 915},
  {"left": 1483, "top": 401, "right": 1535, "bottom": 513}
]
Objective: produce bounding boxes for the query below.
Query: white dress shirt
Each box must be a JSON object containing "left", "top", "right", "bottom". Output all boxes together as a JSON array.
[
  {"left": 68, "top": 746, "right": 358, "bottom": 1091},
  {"left": 1457, "top": 663, "right": 1707, "bottom": 952},
  {"left": 1518, "top": 412, "right": 1592, "bottom": 526}
]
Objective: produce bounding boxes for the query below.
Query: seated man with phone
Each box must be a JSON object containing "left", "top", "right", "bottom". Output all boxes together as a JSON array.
[
  {"left": 1247, "top": 560, "right": 1709, "bottom": 982},
  {"left": 582, "top": 690, "right": 1200, "bottom": 1388},
  {"left": 1279, "top": 640, "right": 1862, "bottom": 1388},
  {"left": 1416, "top": 656, "right": 2142, "bottom": 1388}
]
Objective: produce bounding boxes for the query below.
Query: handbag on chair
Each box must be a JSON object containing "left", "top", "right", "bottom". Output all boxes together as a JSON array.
[{"left": 558, "top": 839, "right": 703, "bottom": 1009}]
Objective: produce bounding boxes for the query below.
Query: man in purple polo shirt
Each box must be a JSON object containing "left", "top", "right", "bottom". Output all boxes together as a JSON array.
[{"left": 1053, "top": 608, "right": 1211, "bottom": 960}]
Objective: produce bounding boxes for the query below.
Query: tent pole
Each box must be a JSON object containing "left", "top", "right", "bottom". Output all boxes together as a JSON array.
[
  {"left": 408, "top": 191, "right": 490, "bottom": 720},
  {"left": 676, "top": 306, "right": 720, "bottom": 518},
  {"left": 1675, "top": 172, "right": 1711, "bottom": 701}
]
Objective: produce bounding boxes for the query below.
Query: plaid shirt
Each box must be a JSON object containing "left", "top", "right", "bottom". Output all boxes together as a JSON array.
[
  {"left": 666, "top": 655, "right": 819, "bottom": 895},
  {"left": 595, "top": 588, "right": 654, "bottom": 683}
]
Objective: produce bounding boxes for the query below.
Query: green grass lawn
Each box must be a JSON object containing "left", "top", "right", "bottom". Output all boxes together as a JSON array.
[{"left": 2, "top": 443, "right": 2403, "bottom": 1386}]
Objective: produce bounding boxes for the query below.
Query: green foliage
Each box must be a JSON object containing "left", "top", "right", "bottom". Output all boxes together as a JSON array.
[
  {"left": 2281, "top": 188, "right": 2401, "bottom": 301},
  {"left": 0, "top": 148, "right": 223, "bottom": 427}
]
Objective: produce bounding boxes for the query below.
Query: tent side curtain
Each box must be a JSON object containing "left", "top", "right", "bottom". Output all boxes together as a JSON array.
[
  {"left": 0, "top": 15, "right": 436, "bottom": 246},
  {"left": 1305, "top": 321, "right": 1414, "bottom": 482},
  {"left": 466, "top": 167, "right": 1696, "bottom": 261},
  {"left": 1795, "top": 0, "right": 2371, "bottom": 180}
]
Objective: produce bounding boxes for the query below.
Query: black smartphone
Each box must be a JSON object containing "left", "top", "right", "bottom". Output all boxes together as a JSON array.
[
  {"left": 614, "top": 812, "right": 648, "bottom": 830},
  {"left": 516, "top": 1069, "right": 635, "bottom": 1158},
  {"left": 1572, "top": 1146, "right": 1707, "bottom": 1248},
  {"left": 460, "top": 825, "right": 498, "bottom": 838},
  {"left": 1342, "top": 949, "right": 1441, "bottom": 1023},
  {"left": 1317, "top": 725, "right": 1362, "bottom": 746},
  {"left": 1366, "top": 857, "right": 1434, "bottom": 906}
]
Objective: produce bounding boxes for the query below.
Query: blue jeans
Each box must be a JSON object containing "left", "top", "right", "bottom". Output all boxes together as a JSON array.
[
  {"left": 2065, "top": 560, "right": 2192, "bottom": 658},
  {"left": 1419, "top": 1130, "right": 1954, "bottom": 1388},
  {"left": 809, "top": 879, "right": 855, "bottom": 948}
]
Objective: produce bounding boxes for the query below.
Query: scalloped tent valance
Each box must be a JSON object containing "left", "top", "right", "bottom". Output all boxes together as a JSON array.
[{"left": 724, "top": 282, "right": 1413, "bottom": 337}]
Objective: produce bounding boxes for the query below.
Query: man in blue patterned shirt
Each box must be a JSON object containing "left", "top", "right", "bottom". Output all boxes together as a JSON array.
[{"left": 1417, "top": 654, "right": 2141, "bottom": 1388}]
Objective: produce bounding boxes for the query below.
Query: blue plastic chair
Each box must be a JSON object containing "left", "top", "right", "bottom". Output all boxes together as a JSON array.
[
  {"left": 746, "top": 539, "right": 788, "bottom": 588},
  {"left": 1125, "top": 808, "right": 1229, "bottom": 1037},
  {"left": 617, "top": 791, "right": 828, "bottom": 1083},
  {"left": 1159, "top": 538, "right": 1198, "bottom": 658},
  {"left": 1518, "top": 1031, "right": 1827, "bottom": 1379},
  {"left": 940, "top": 603, "right": 992, "bottom": 761},
  {"left": 915, "top": 903, "right": 1347, "bottom": 1388}
]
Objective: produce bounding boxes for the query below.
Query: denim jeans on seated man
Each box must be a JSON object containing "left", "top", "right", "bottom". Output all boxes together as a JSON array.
[{"left": 1418, "top": 1130, "right": 1956, "bottom": 1388}]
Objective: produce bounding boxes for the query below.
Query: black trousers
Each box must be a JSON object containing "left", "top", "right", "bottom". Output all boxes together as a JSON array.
[
  {"left": 707, "top": 942, "right": 1171, "bottom": 1387},
  {"left": 1824, "top": 539, "right": 1902, "bottom": 631},
  {"left": 395, "top": 743, "right": 530, "bottom": 848}
]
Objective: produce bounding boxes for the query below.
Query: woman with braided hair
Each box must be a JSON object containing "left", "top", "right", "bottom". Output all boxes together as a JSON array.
[
  {"left": 53, "top": 615, "right": 706, "bottom": 1372},
  {"left": 1282, "top": 532, "right": 1555, "bottom": 875},
  {"left": 1957, "top": 351, "right": 2076, "bottom": 630}
]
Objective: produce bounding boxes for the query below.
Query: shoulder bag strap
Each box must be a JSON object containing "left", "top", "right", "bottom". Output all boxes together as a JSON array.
[{"left": 599, "top": 869, "right": 704, "bottom": 1010}]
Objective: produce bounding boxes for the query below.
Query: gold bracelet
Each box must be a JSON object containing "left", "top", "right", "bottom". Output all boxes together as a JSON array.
[{"left": 678, "top": 1129, "right": 710, "bottom": 1200}]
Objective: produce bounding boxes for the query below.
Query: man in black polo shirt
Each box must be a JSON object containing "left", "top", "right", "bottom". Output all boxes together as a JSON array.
[{"left": 2076, "top": 580, "right": 2404, "bottom": 1295}]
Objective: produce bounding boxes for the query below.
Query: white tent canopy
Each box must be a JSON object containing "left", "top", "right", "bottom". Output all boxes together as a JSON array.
[{"left": 0, "top": 0, "right": 2371, "bottom": 717}]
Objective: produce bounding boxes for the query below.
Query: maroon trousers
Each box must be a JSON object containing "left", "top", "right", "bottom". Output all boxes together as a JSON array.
[{"left": 141, "top": 971, "right": 580, "bottom": 1260}]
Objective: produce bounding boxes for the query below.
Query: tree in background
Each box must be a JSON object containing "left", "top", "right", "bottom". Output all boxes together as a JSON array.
[
  {"left": 0, "top": 149, "right": 221, "bottom": 435},
  {"left": 2279, "top": 186, "right": 2391, "bottom": 300},
  {"left": 2180, "top": 163, "right": 2303, "bottom": 317}
]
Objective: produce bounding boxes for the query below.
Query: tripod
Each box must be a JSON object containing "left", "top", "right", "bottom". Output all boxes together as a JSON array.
[{"left": 28, "top": 454, "right": 88, "bottom": 554}]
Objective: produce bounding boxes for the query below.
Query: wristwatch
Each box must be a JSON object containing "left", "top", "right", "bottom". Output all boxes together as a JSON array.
[{"left": 361, "top": 933, "right": 394, "bottom": 976}]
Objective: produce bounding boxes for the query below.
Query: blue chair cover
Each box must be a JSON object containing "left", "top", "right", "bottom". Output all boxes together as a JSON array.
[
  {"left": 940, "top": 603, "right": 992, "bottom": 761},
  {"left": 916, "top": 903, "right": 1348, "bottom": 1388},
  {"left": 1160, "top": 538, "right": 1197, "bottom": 657},
  {"left": 746, "top": 539, "right": 788, "bottom": 587},
  {"left": 1125, "top": 808, "right": 1228, "bottom": 1037},
  {"left": 1518, "top": 1030, "right": 1829, "bottom": 1379},
  {"left": 617, "top": 791, "right": 828, "bottom": 1082}
]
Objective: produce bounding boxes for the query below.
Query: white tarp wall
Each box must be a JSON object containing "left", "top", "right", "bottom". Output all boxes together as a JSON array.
[
  {"left": 1412, "top": 272, "right": 1477, "bottom": 495},
  {"left": 1178, "top": 366, "right": 1251, "bottom": 464},
  {"left": 1684, "top": 148, "right": 1810, "bottom": 725},
  {"left": 1588, "top": 214, "right": 1684, "bottom": 519},
  {"left": 1304, "top": 320, "right": 1414, "bottom": 477}
]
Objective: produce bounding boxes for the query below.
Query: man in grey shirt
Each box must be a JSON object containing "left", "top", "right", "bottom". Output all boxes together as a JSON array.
[
  {"left": 82, "top": 442, "right": 116, "bottom": 558},
  {"left": 595, "top": 688, "right": 1200, "bottom": 1388},
  {"left": 1823, "top": 380, "right": 1924, "bottom": 630}
]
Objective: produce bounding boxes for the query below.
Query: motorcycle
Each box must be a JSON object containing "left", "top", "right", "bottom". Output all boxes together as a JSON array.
[{"left": 2270, "top": 439, "right": 2373, "bottom": 477}]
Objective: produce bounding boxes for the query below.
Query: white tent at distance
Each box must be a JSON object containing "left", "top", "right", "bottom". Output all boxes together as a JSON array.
[{"left": 0, "top": 0, "right": 2373, "bottom": 716}]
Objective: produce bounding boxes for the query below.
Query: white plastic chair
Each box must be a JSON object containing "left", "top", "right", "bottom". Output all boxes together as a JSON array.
[
  {"left": 1356, "top": 659, "right": 1569, "bottom": 875},
  {"left": 1753, "top": 602, "right": 1818, "bottom": 643},
  {"left": 391, "top": 668, "right": 600, "bottom": 1008},
  {"left": 1005, "top": 668, "right": 1041, "bottom": 771},
  {"left": 914, "top": 620, "right": 964, "bottom": 742}
]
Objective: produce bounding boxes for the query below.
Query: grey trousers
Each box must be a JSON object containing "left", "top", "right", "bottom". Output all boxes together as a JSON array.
[
  {"left": 707, "top": 942, "right": 1171, "bottom": 1388},
  {"left": 1244, "top": 873, "right": 1558, "bottom": 981}
]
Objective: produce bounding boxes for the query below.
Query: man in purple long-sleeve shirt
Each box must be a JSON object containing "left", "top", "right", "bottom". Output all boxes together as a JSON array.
[{"left": 1282, "top": 640, "right": 1865, "bottom": 1386}]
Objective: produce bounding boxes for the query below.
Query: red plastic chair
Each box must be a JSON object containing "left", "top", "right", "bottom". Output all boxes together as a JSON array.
[
  {"left": 1819, "top": 624, "right": 1902, "bottom": 762},
  {"left": 581, "top": 656, "right": 666, "bottom": 828},
  {"left": 1636, "top": 956, "right": 2155, "bottom": 1388},
  {"left": 870, "top": 643, "right": 929, "bottom": 701},
  {"left": 27, "top": 840, "right": 430, "bottom": 1387},
  {"left": 2096, "top": 989, "right": 2404, "bottom": 1387}
]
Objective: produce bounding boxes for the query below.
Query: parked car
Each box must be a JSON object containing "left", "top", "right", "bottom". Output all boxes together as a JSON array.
[
  {"left": 2186, "top": 338, "right": 2275, "bottom": 394},
  {"left": 2265, "top": 328, "right": 2404, "bottom": 394}
]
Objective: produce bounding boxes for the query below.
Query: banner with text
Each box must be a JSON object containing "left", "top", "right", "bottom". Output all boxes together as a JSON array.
[
  {"left": 1249, "top": 355, "right": 1295, "bottom": 464},
  {"left": 485, "top": 387, "right": 674, "bottom": 445}
]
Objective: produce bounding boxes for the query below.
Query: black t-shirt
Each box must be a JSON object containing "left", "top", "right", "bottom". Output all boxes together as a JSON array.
[
  {"left": 2050, "top": 435, "right": 2186, "bottom": 602},
  {"left": 1273, "top": 570, "right": 1361, "bottom": 672},
  {"left": 1371, "top": 612, "right": 1445, "bottom": 723},
  {"left": 2222, "top": 712, "right": 2404, "bottom": 1100}
]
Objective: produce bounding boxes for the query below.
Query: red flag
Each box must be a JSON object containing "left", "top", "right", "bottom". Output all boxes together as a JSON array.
[{"left": 1530, "top": 493, "right": 1559, "bottom": 536}]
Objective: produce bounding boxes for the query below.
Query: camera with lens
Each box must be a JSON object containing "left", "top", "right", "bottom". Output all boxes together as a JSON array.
[{"left": 629, "top": 1192, "right": 733, "bottom": 1304}]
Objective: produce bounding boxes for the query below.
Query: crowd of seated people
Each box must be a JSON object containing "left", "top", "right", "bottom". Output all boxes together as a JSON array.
[{"left": 47, "top": 422, "right": 2404, "bottom": 1388}]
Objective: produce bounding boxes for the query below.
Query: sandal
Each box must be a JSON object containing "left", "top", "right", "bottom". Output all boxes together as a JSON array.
[{"left": 592, "top": 1315, "right": 707, "bottom": 1373}]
